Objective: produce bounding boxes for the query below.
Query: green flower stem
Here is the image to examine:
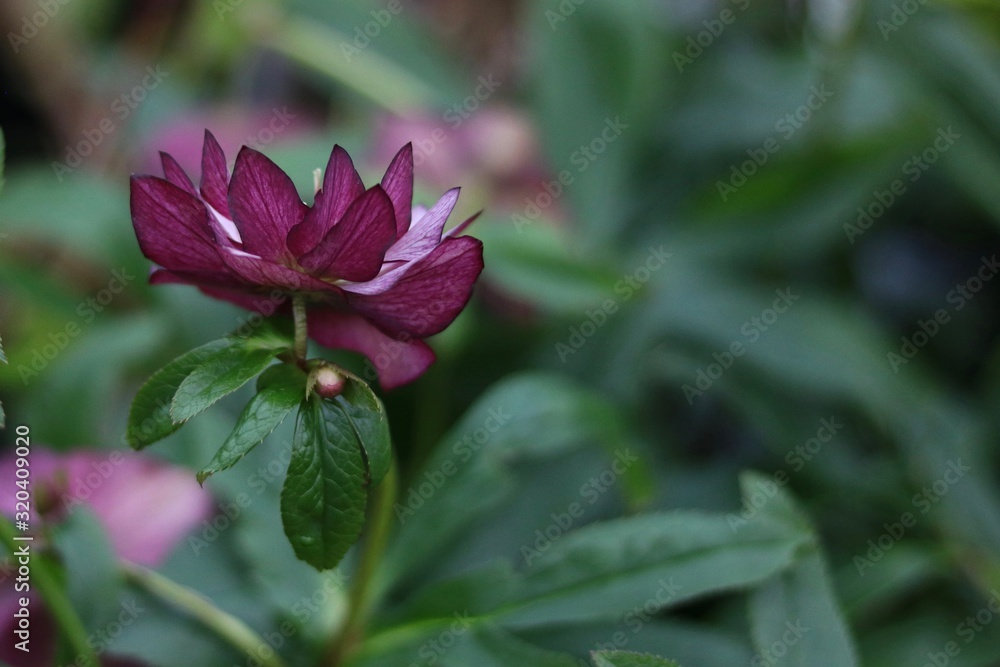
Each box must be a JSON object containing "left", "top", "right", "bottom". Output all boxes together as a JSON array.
[
  {"left": 323, "top": 461, "right": 399, "bottom": 666},
  {"left": 0, "top": 515, "right": 99, "bottom": 666},
  {"left": 292, "top": 295, "right": 308, "bottom": 364},
  {"left": 122, "top": 561, "right": 289, "bottom": 667}
]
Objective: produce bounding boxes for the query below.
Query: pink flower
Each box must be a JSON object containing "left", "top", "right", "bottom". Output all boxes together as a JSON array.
[
  {"left": 0, "top": 448, "right": 212, "bottom": 566},
  {"left": 0, "top": 448, "right": 212, "bottom": 667},
  {"left": 130, "top": 133, "right": 484, "bottom": 389}
]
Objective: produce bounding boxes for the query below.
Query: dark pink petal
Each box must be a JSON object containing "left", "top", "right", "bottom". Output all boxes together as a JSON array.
[
  {"left": 150, "top": 267, "right": 253, "bottom": 292},
  {"left": 228, "top": 147, "right": 308, "bottom": 261},
  {"left": 287, "top": 145, "right": 365, "bottom": 256},
  {"left": 160, "top": 152, "right": 197, "bottom": 195},
  {"left": 198, "top": 285, "right": 289, "bottom": 314},
  {"left": 385, "top": 188, "right": 460, "bottom": 262},
  {"left": 380, "top": 143, "right": 414, "bottom": 235},
  {"left": 299, "top": 186, "right": 396, "bottom": 281},
  {"left": 219, "top": 247, "right": 342, "bottom": 294},
  {"left": 346, "top": 235, "right": 484, "bottom": 337},
  {"left": 200, "top": 129, "right": 230, "bottom": 214},
  {"left": 308, "top": 308, "right": 436, "bottom": 389},
  {"left": 130, "top": 176, "right": 222, "bottom": 273}
]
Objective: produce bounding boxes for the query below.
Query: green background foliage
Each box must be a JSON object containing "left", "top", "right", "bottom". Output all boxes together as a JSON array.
[{"left": 1, "top": 0, "right": 1000, "bottom": 664}]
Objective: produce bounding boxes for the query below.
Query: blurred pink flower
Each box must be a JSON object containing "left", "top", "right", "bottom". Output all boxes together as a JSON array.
[
  {"left": 0, "top": 447, "right": 212, "bottom": 566},
  {"left": 0, "top": 448, "right": 211, "bottom": 666},
  {"left": 371, "top": 107, "right": 559, "bottom": 216},
  {"left": 136, "top": 106, "right": 314, "bottom": 177}
]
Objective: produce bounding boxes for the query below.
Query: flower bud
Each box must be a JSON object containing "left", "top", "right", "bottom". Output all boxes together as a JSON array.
[{"left": 312, "top": 365, "right": 346, "bottom": 399}]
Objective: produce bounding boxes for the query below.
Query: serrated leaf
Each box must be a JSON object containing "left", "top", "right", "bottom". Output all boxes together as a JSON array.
[
  {"left": 335, "top": 377, "right": 391, "bottom": 487},
  {"left": 127, "top": 339, "right": 235, "bottom": 449},
  {"left": 171, "top": 344, "right": 280, "bottom": 424},
  {"left": 281, "top": 396, "right": 367, "bottom": 570},
  {"left": 234, "top": 316, "right": 295, "bottom": 351},
  {"left": 742, "top": 472, "right": 859, "bottom": 667},
  {"left": 592, "top": 651, "right": 681, "bottom": 667},
  {"left": 197, "top": 364, "right": 307, "bottom": 484}
]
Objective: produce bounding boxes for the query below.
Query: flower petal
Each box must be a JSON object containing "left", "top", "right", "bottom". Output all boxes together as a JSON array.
[
  {"left": 130, "top": 176, "right": 222, "bottom": 273},
  {"left": 81, "top": 453, "right": 213, "bottom": 566},
  {"left": 308, "top": 308, "right": 436, "bottom": 389},
  {"left": 228, "top": 147, "right": 307, "bottom": 261},
  {"left": 299, "top": 186, "right": 396, "bottom": 281},
  {"left": 160, "top": 152, "right": 197, "bottom": 195},
  {"left": 0, "top": 448, "right": 213, "bottom": 567},
  {"left": 287, "top": 145, "right": 365, "bottom": 257},
  {"left": 150, "top": 267, "right": 247, "bottom": 291},
  {"left": 345, "top": 235, "right": 484, "bottom": 337},
  {"left": 219, "top": 247, "right": 342, "bottom": 294},
  {"left": 155, "top": 269, "right": 290, "bottom": 313},
  {"left": 198, "top": 285, "right": 289, "bottom": 314},
  {"left": 385, "top": 188, "right": 460, "bottom": 262},
  {"left": 200, "top": 129, "right": 230, "bottom": 214},
  {"left": 380, "top": 143, "right": 414, "bottom": 235}
]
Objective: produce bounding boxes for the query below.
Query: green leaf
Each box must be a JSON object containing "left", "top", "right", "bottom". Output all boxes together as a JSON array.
[
  {"left": 0, "top": 127, "right": 5, "bottom": 428},
  {"left": 52, "top": 509, "right": 123, "bottom": 631},
  {"left": 170, "top": 343, "right": 281, "bottom": 424},
  {"left": 0, "top": 168, "right": 132, "bottom": 267},
  {"left": 592, "top": 651, "right": 681, "bottom": 667},
  {"left": 383, "top": 373, "right": 628, "bottom": 587},
  {"left": 0, "top": 332, "right": 6, "bottom": 428},
  {"left": 0, "top": 126, "right": 6, "bottom": 192},
  {"left": 493, "top": 511, "right": 808, "bottom": 629},
  {"left": 127, "top": 339, "right": 235, "bottom": 449},
  {"left": 197, "top": 363, "right": 307, "bottom": 484},
  {"left": 336, "top": 376, "right": 392, "bottom": 487},
  {"left": 348, "top": 622, "right": 579, "bottom": 667},
  {"left": 394, "top": 508, "right": 808, "bottom": 630},
  {"left": 476, "top": 222, "right": 621, "bottom": 314},
  {"left": 234, "top": 316, "right": 295, "bottom": 351},
  {"left": 281, "top": 395, "right": 368, "bottom": 570},
  {"left": 742, "top": 472, "right": 859, "bottom": 667}
]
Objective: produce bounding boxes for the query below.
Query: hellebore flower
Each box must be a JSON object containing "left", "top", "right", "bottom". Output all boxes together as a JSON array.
[
  {"left": 0, "top": 448, "right": 213, "bottom": 565},
  {"left": 130, "top": 132, "right": 484, "bottom": 389},
  {"left": 0, "top": 448, "right": 212, "bottom": 667}
]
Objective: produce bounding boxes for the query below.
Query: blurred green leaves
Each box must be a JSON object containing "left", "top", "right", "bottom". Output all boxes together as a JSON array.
[
  {"left": 2, "top": 0, "right": 999, "bottom": 664},
  {"left": 0, "top": 128, "right": 5, "bottom": 428},
  {"left": 592, "top": 651, "right": 680, "bottom": 667}
]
